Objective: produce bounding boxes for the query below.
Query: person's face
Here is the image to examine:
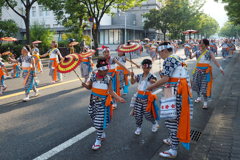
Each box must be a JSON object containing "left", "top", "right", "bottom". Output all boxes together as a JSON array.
[
  {"left": 21, "top": 48, "right": 28, "bottom": 55},
  {"left": 199, "top": 40, "right": 207, "bottom": 50},
  {"left": 118, "top": 52, "right": 124, "bottom": 56},
  {"left": 98, "top": 69, "right": 108, "bottom": 77},
  {"left": 103, "top": 50, "right": 110, "bottom": 57},
  {"left": 142, "top": 65, "right": 151, "bottom": 73},
  {"left": 51, "top": 43, "right": 55, "bottom": 48},
  {"left": 159, "top": 49, "right": 168, "bottom": 59}
]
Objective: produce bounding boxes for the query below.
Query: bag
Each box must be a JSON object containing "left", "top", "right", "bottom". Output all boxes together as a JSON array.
[{"left": 160, "top": 87, "right": 177, "bottom": 119}]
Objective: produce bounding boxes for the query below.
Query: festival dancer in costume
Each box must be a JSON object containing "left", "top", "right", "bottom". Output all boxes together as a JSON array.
[
  {"left": 40, "top": 41, "right": 63, "bottom": 83},
  {"left": 130, "top": 59, "right": 159, "bottom": 135},
  {"left": 221, "top": 39, "right": 229, "bottom": 60},
  {"left": 147, "top": 42, "right": 193, "bottom": 159},
  {"left": 209, "top": 40, "right": 218, "bottom": 55},
  {"left": 228, "top": 40, "right": 236, "bottom": 57},
  {"left": 116, "top": 51, "right": 140, "bottom": 95},
  {"left": 80, "top": 47, "right": 94, "bottom": 83},
  {"left": 184, "top": 40, "right": 192, "bottom": 59},
  {"left": 0, "top": 57, "right": 9, "bottom": 95},
  {"left": 9, "top": 54, "right": 21, "bottom": 78},
  {"left": 102, "top": 46, "right": 129, "bottom": 108},
  {"left": 8, "top": 45, "right": 39, "bottom": 101},
  {"left": 32, "top": 43, "right": 43, "bottom": 73},
  {"left": 82, "top": 57, "right": 126, "bottom": 150},
  {"left": 191, "top": 39, "right": 224, "bottom": 109}
]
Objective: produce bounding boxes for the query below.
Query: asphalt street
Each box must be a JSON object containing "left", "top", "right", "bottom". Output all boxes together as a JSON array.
[{"left": 0, "top": 48, "right": 235, "bottom": 160}]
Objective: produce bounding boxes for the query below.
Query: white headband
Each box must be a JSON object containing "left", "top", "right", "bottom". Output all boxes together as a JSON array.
[
  {"left": 158, "top": 44, "right": 172, "bottom": 52},
  {"left": 103, "top": 48, "right": 110, "bottom": 52},
  {"left": 97, "top": 66, "right": 109, "bottom": 71}
]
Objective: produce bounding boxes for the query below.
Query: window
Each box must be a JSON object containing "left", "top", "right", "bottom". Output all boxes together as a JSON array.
[
  {"left": 45, "top": 24, "right": 50, "bottom": 28},
  {"left": 100, "top": 30, "right": 104, "bottom": 44},
  {"left": 53, "top": 24, "right": 58, "bottom": 28},
  {"left": 45, "top": 8, "right": 50, "bottom": 16},
  {"left": 104, "top": 30, "right": 109, "bottom": 44},
  {"left": 109, "top": 30, "right": 114, "bottom": 44},
  {"left": 114, "top": 30, "right": 119, "bottom": 44},
  {"left": 39, "top": 6, "right": 43, "bottom": 16},
  {"left": 32, "top": 6, "right": 36, "bottom": 17}
]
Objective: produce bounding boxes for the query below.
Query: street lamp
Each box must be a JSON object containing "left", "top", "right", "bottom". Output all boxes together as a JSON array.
[{"left": 124, "top": 13, "right": 127, "bottom": 44}]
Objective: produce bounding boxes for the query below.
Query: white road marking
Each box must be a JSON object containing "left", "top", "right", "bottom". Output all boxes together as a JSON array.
[{"left": 33, "top": 127, "right": 96, "bottom": 160}]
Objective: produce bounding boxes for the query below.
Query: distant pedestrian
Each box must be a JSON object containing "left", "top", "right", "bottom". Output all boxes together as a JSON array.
[
  {"left": 82, "top": 57, "right": 126, "bottom": 150},
  {"left": 0, "top": 57, "right": 9, "bottom": 95}
]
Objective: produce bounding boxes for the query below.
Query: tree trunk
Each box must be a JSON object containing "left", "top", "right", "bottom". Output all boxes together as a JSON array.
[
  {"left": 163, "top": 32, "right": 166, "bottom": 41},
  {"left": 92, "top": 21, "right": 100, "bottom": 56},
  {"left": 25, "top": 9, "right": 31, "bottom": 44}
]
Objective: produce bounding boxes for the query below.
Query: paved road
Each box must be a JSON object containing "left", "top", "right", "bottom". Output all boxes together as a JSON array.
[{"left": 0, "top": 49, "right": 236, "bottom": 160}]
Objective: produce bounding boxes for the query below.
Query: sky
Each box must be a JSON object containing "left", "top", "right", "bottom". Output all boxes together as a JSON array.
[{"left": 202, "top": 0, "right": 229, "bottom": 28}]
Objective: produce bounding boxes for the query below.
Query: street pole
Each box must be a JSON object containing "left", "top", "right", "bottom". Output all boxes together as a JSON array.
[
  {"left": 90, "top": 22, "right": 93, "bottom": 49},
  {"left": 125, "top": 13, "right": 127, "bottom": 44}
]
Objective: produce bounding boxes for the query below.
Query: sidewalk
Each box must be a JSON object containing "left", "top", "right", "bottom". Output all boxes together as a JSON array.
[{"left": 189, "top": 52, "right": 240, "bottom": 160}]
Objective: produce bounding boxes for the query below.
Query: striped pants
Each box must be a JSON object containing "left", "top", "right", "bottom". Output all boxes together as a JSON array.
[
  {"left": 88, "top": 95, "right": 109, "bottom": 140},
  {"left": 164, "top": 94, "right": 182, "bottom": 150},
  {"left": 134, "top": 97, "right": 155, "bottom": 127}
]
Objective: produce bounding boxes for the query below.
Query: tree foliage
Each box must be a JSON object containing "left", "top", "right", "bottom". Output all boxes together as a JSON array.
[
  {"left": 0, "top": 19, "right": 18, "bottom": 38},
  {"left": 30, "top": 24, "right": 55, "bottom": 52},
  {"left": 144, "top": 0, "right": 219, "bottom": 40},
  {"left": 219, "top": 21, "right": 240, "bottom": 38}
]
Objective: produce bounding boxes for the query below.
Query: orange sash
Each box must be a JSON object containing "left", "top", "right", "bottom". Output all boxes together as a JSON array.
[
  {"left": 0, "top": 68, "right": 4, "bottom": 80},
  {"left": 137, "top": 90, "right": 158, "bottom": 120},
  {"left": 50, "top": 58, "right": 58, "bottom": 81},
  {"left": 81, "top": 59, "right": 89, "bottom": 62},
  {"left": 92, "top": 88, "right": 113, "bottom": 118},
  {"left": 32, "top": 55, "right": 42, "bottom": 72},
  {"left": 22, "top": 67, "right": 32, "bottom": 85},
  {"left": 168, "top": 78, "right": 192, "bottom": 143},
  {"left": 108, "top": 69, "right": 121, "bottom": 96},
  {"left": 117, "top": 66, "right": 129, "bottom": 86},
  {"left": 196, "top": 63, "right": 213, "bottom": 97}
]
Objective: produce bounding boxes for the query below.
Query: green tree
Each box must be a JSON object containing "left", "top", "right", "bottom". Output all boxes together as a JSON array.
[
  {"left": 0, "top": 0, "right": 40, "bottom": 44},
  {"left": 196, "top": 13, "right": 219, "bottom": 38},
  {"left": 219, "top": 21, "right": 240, "bottom": 38},
  {"left": 30, "top": 24, "right": 55, "bottom": 53},
  {"left": 45, "top": 0, "right": 145, "bottom": 55},
  {"left": 0, "top": 20, "right": 18, "bottom": 38}
]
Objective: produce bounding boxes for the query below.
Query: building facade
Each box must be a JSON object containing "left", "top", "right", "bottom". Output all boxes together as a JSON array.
[{"left": 1, "top": 0, "right": 161, "bottom": 48}]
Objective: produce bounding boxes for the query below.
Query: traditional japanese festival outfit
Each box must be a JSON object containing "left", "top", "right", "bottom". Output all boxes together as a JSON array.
[
  {"left": 12, "top": 62, "right": 21, "bottom": 78},
  {"left": 80, "top": 57, "right": 92, "bottom": 82},
  {"left": 47, "top": 48, "right": 62, "bottom": 81},
  {"left": 192, "top": 49, "right": 212, "bottom": 103},
  {"left": 32, "top": 47, "right": 43, "bottom": 73},
  {"left": 149, "top": 44, "right": 157, "bottom": 60},
  {"left": 192, "top": 43, "right": 199, "bottom": 53},
  {"left": 0, "top": 61, "right": 7, "bottom": 92},
  {"left": 88, "top": 72, "right": 113, "bottom": 147},
  {"left": 116, "top": 55, "right": 130, "bottom": 94},
  {"left": 106, "top": 56, "right": 120, "bottom": 96},
  {"left": 160, "top": 54, "right": 193, "bottom": 151},
  {"left": 209, "top": 42, "right": 217, "bottom": 54},
  {"left": 184, "top": 43, "right": 192, "bottom": 58},
  {"left": 144, "top": 43, "right": 151, "bottom": 54},
  {"left": 131, "top": 72, "right": 159, "bottom": 134},
  {"left": 221, "top": 42, "right": 229, "bottom": 58},
  {"left": 17, "top": 55, "right": 38, "bottom": 97}
]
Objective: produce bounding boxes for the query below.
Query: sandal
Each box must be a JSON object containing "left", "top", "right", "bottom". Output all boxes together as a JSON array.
[
  {"left": 202, "top": 105, "right": 208, "bottom": 109},
  {"left": 92, "top": 144, "right": 101, "bottom": 150},
  {"left": 163, "top": 138, "right": 172, "bottom": 146},
  {"left": 159, "top": 150, "right": 177, "bottom": 159},
  {"left": 194, "top": 99, "right": 201, "bottom": 103}
]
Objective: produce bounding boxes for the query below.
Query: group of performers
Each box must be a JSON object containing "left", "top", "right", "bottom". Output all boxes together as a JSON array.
[
  {"left": 0, "top": 37, "right": 230, "bottom": 158},
  {"left": 80, "top": 38, "right": 226, "bottom": 159}
]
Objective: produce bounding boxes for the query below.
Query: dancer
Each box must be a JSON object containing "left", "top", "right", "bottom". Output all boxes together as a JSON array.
[
  {"left": 32, "top": 43, "right": 43, "bottom": 73},
  {"left": 80, "top": 47, "right": 94, "bottom": 83},
  {"left": 40, "top": 41, "right": 63, "bottom": 83},
  {"left": 82, "top": 57, "right": 126, "bottom": 150},
  {"left": 191, "top": 39, "right": 224, "bottom": 109},
  {"left": 130, "top": 59, "right": 159, "bottom": 135},
  {"left": 147, "top": 42, "right": 193, "bottom": 158},
  {"left": 0, "top": 57, "right": 9, "bottom": 95},
  {"left": 8, "top": 45, "right": 39, "bottom": 101}
]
